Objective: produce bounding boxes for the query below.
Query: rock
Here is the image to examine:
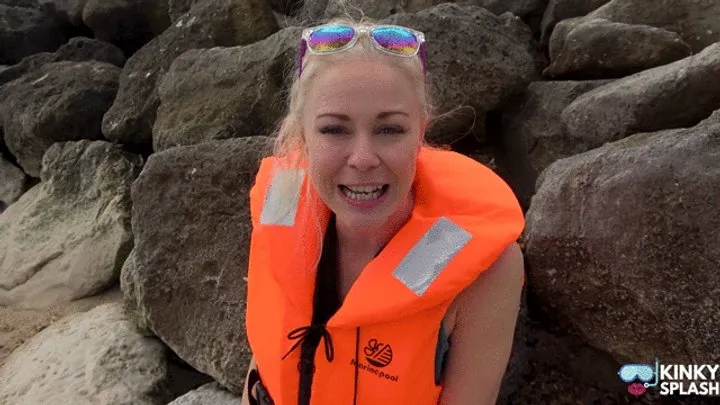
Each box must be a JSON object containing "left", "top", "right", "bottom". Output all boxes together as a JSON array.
[
  {"left": 1, "top": 0, "right": 39, "bottom": 7},
  {"left": 544, "top": 19, "right": 691, "bottom": 79},
  {"left": 524, "top": 109, "right": 720, "bottom": 366},
  {"left": 561, "top": 42, "right": 720, "bottom": 151},
  {"left": 266, "top": 0, "right": 302, "bottom": 16},
  {"left": 154, "top": 26, "right": 300, "bottom": 151},
  {"left": 0, "top": 286, "right": 122, "bottom": 367},
  {"left": 0, "top": 140, "right": 142, "bottom": 309},
  {"left": 0, "top": 61, "right": 120, "bottom": 177},
  {"left": 120, "top": 248, "right": 152, "bottom": 336},
  {"left": 382, "top": 4, "right": 536, "bottom": 145},
  {"left": 540, "top": 0, "right": 610, "bottom": 43},
  {"left": 0, "top": 156, "right": 25, "bottom": 207},
  {"left": 0, "top": 3, "right": 70, "bottom": 64},
  {"left": 127, "top": 136, "right": 274, "bottom": 394},
  {"left": 39, "top": 0, "right": 89, "bottom": 26},
  {"left": 0, "top": 303, "right": 170, "bottom": 405},
  {"left": 0, "top": 37, "right": 126, "bottom": 86},
  {"left": 552, "top": 0, "right": 720, "bottom": 54},
  {"left": 101, "top": 0, "right": 279, "bottom": 146},
  {"left": 167, "top": 382, "right": 239, "bottom": 405},
  {"left": 497, "top": 79, "right": 612, "bottom": 210},
  {"left": 82, "top": 0, "right": 171, "bottom": 55},
  {"left": 167, "top": 0, "right": 197, "bottom": 22}
]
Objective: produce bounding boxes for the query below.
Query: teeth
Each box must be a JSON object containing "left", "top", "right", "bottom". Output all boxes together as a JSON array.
[
  {"left": 341, "top": 185, "right": 385, "bottom": 201},
  {"left": 346, "top": 185, "right": 383, "bottom": 193}
]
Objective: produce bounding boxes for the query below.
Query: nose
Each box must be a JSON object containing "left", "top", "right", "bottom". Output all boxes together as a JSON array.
[{"left": 347, "top": 133, "right": 380, "bottom": 171}]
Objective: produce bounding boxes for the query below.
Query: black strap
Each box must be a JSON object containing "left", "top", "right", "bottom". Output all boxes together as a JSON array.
[{"left": 247, "top": 368, "right": 260, "bottom": 405}]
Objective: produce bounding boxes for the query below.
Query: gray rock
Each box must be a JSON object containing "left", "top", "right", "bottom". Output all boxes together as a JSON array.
[
  {"left": 167, "top": 0, "right": 197, "bottom": 22},
  {"left": 544, "top": 19, "right": 691, "bottom": 79},
  {"left": 167, "top": 382, "right": 239, "bottom": 405},
  {"left": 0, "top": 60, "right": 120, "bottom": 177},
  {"left": 0, "top": 303, "right": 170, "bottom": 405},
  {"left": 120, "top": 248, "right": 153, "bottom": 336},
  {"left": 39, "top": 0, "right": 89, "bottom": 25},
  {"left": 540, "top": 0, "right": 610, "bottom": 43},
  {"left": 0, "top": 155, "right": 25, "bottom": 207},
  {"left": 383, "top": 4, "right": 536, "bottom": 145},
  {"left": 552, "top": 0, "right": 720, "bottom": 53},
  {"left": 101, "top": 0, "right": 279, "bottom": 146},
  {"left": 0, "top": 37, "right": 126, "bottom": 86},
  {"left": 561, "top": 42, "right": 720, "bottom": 151},
  {"left": 0, "top": 140, "right": 142, "bottom": 309},
  {"left": 126, "top": 136, "right": 274, "bottom": 394},
  {"left": 82, "top": 0, "right": 171, "bottom": 54},
  {"left": 0, "top": 3, "right": 69, "bottom": 64},
  {"left": 154, "top": 26, "right": 301, "bottom": 151},
  {"left": 524, "top": 109, "right": 720, "bottom": 365},
  {"left": 497, "top": 79, "right": 612, "bottom": 210}
]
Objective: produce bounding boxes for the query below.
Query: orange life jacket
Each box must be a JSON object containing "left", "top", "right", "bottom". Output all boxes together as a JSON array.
[{"left": 246, "top": 147, "right": 524, "bottom": 405}]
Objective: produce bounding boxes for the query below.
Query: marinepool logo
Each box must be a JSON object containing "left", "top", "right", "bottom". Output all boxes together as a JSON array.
[
  {"left": 349, "top": 338, "right": 400, "bottom": 382},
  {"left": 619, "top": 358, "right": 720, "bottom": 397}
]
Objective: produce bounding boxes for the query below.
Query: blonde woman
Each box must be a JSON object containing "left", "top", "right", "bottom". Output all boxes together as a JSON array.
[{"left": 242, "top": 16, "right": 525, "bottom": 405}]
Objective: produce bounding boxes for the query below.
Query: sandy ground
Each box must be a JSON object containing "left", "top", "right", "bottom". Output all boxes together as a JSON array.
[{"left": 0, "top": 285, "right": 123, "bottom": 367}]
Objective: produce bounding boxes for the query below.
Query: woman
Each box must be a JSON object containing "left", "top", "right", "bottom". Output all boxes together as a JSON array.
[{"left": 242, "top": 16, "right": 525, "bottom": 405}]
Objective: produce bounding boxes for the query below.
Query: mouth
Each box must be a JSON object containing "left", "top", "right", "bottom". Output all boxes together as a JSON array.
[{"left": 338, "top": 184, "right": 389, "bottom": 201}]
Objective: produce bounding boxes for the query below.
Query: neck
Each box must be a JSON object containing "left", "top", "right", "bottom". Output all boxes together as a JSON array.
[{"left": 335, "top": 189, "right": 415, "bottom": 257}]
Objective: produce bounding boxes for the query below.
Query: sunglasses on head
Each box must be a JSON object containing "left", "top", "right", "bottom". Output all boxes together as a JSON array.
[{"left": 297, "top": 23, "right": 427, "bottom": 79}]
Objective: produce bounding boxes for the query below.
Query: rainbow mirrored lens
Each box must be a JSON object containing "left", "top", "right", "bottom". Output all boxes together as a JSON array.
[
  {"left": 372, "top": 26, "right": 419, "bottom": 56},
  {"left": 308, "top": 25, "right": 355, "bottom": 52}
]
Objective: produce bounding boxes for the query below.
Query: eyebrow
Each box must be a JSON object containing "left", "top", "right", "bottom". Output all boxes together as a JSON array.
[{"left": 316, "top": 111, "right": 409, "bottom": 120}]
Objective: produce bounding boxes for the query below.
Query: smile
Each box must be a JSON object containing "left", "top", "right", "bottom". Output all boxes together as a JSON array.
[{"left": 339, "top": 184, "right": 389, "bottom": 201}]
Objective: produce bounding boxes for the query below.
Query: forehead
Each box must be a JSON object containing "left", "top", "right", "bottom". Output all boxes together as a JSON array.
[{"left": 305, "top": 60, "right": 420, "bottom": 113}]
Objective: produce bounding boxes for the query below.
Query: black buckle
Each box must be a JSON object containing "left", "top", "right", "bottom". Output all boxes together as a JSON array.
[{"left": 247, "top": 368, "right": 274, "bottom": 405}]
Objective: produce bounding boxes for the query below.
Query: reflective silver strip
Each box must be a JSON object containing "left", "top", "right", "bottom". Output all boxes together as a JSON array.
[
  {"left": 259, "top": 168, "right": 304, "bottom": 226},
  {"left": 392, "top": 217, "right": 472, "bottom": 296}
]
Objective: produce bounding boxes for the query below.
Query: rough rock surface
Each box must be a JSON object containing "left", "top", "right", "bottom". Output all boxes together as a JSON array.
[
  {"left": 544, "top": 19, "right": 691, "bottom": 79},
  {"left": 126, "top": 136, "right": 274, "bottom": 394},
  {"left": 39, "top": 0, "right": 89, "bottom": 26},
  {"left": 0, "top": 60, "right": 120, "bottom": 177},
  {"left": 166, "top": 382, "right": 239, "bottom": 405},
  {"left": 524, "top": 109, "right": 720, "bottom": 365},
  {"left": 383, "top": 4, "right": 536, "bottom": 144},
  {"left": 82, "top": 0, "right": 171, "bottom": 55},
  {"left": 0, "top": 303, "right": 170, "bottom": 405},
  {"left": 0, "top": 37, "right": 126, "bottom": 85},
  {"left": 540, "top": 0, "right": 610, "bottom": 42},
  {"left": 101, "top": 0, "right": 279, "bottom": 146},
  {"left": 153, "top": 27, "right": 301, "bottom": 151},
  {"left": 497, "top": 79, "right": 612, "bottom": 209},
  {"left": 0, "top": 156, "right": 25, "bottom": 207},
  {"left": 561, "top": 42, "right": 720, "bottom": 151},
  {"left": 0, "top": 140, "right": 142, "bottom": 309},
  {"left": 0, "top": 3, "right": 69, "bottom": 64}
]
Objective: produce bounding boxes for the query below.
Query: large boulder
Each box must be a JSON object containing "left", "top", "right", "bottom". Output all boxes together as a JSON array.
[
  {"left": 0, "top": 303, "right": 171, "bottom": 405},
  {"left": 125, "top": 136, "right": 274, "bottom": 394},
  {"left": 82, "top": 0, "right": 171, "bottom": 55},
  {"left": 550, "top": 0, "right": 720, "bottom": 54},
  {"left": 0, "top": 60, "right": 120, "bottom": 177},
  {"left": 524, "top": 109, "right": 720, "bottom": 365},
  {"left": 101, "top": 0, "right": 279, "bottom": 146},
  {"left": 540, "top": 0, "right": 610, "bottom": 42},
  {"left": 543, "top": 19, "right": 691, "bottom": 79},
  {"left": 0, "top": 37, "right": 125, "bottom": 86},
  {"left": 166, "top": 383, "right": 239, "bottom": 405},
  {"left": 167, "top": 0, "right": 198, "bottom": 22},
  {"left": 39, "top": 0, "right": 89, "bottom": 26},
  {"left": 561, "top": 42, "right": 720, "bottom": 152},
  {"left": 383, "top": 4, "right": 536, "bottom": 145},
  {"left": 497, "top": 79, "right": 612, "bottom": 210},
  {"left": 0, "top": 155, "right": 25, "bottom": 207},
  {"left": 0, "top": 140, "right": 142, "bottom": 309},
  {"left": 153, "top": 27, "right": 300, "bottom": 151},
  {"left": 0, "top": 3, "right": 69, "bottom": 64}
]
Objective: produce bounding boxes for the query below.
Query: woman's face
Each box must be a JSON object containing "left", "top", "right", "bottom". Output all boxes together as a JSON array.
[{"left": 302, "top": 59, "right": 425, "bottom": 234}]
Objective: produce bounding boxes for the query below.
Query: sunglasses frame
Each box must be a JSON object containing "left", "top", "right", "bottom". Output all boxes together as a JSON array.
[{"left": 297, "top": 23, "right": 427, "bottom": 79}]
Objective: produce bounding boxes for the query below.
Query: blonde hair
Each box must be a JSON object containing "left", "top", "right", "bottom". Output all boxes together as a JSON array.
[{"left": 264, "top": 12, "right": 457, "bottom": 273}]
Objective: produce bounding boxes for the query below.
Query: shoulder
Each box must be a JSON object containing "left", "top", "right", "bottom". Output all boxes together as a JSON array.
[{"left": 445, "top": 241, "right": 524, "bottom": 341}]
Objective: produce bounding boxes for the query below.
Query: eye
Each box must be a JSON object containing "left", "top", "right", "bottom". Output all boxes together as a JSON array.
[
  {"left": 319, "top": 125, "right": 347, "bottom": 135},
  {"left": 378, "top": 126, "right": 405, "bottom": 135}
]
